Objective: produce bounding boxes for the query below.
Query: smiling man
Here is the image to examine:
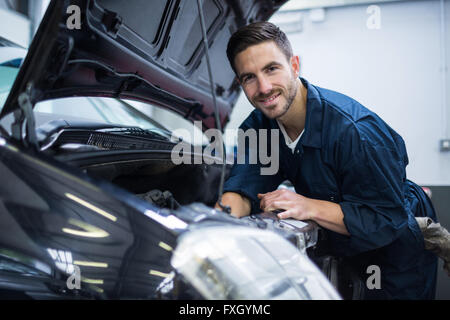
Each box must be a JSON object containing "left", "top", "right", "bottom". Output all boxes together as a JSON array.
[{"left": 217, "top": 21, "right": 438, "bottom": 300}]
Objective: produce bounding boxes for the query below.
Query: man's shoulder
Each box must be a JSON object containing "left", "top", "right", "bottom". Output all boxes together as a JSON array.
[
  {"left": 314, "top": 85, "right": 403, "bottom": 149},
  {"left": 315, "top": 85, "right": 373, "bottom": 124}
]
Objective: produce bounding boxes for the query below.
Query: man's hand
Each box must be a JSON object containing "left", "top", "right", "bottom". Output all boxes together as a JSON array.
[
  {"left": 258, "top": 189, "right": 313, "bottom": 220},
  {"left": 215, "top": 192, "right": 251, "bottom": 218},
  {"left": 258, "top": 189, "right": 350, "bottom": 236}
]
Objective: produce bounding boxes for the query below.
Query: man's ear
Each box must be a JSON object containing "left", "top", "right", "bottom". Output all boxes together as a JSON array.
[{"left": 290, "top": 55, "right": 300, "bottom": 76}]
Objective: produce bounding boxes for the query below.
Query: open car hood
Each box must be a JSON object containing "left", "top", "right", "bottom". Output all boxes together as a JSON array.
[{"left": 0, "top": 0, "right": 287, "bottom": 130}]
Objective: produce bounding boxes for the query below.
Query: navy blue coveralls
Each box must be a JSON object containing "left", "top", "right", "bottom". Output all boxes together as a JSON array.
[{"left": 223, "top": 78, "right": 438, "bottom": 299}]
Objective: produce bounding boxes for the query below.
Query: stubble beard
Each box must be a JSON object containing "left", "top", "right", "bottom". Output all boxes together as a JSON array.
[
  {"left": 253, "top": 76, "right": 299, "bottom": 120},
  {"left": 275, "top": 76, "right": 298, "bottom": 120}
]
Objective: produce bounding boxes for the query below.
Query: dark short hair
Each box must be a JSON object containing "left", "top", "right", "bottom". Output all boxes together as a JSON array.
[{"left": 226, "top": 21, "right": 293, "bottom": 74}]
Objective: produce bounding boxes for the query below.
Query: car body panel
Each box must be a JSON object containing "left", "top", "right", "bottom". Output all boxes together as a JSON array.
[{"left": 0, "top": 136, "right": 181, "bottom": 298}]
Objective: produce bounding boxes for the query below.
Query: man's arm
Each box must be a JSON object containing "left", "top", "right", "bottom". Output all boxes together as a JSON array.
[
  {"left": 306, "top": 198, "right": 350, "bottom": 236},
  {"left": 258, "top": 189, "right": 350, "bottom": 236},
  {"left": 215, "top": 192, "right": 251, "bottom": 218}
]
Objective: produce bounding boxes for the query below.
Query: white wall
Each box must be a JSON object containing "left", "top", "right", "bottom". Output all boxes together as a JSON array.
[{"left": 225, "top": 0, "right": 450, "bottom": 186}]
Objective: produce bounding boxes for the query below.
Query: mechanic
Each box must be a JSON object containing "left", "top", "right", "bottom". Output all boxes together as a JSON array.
[{"left": 216, "top": 21, "right": 438, "bottom": 300}]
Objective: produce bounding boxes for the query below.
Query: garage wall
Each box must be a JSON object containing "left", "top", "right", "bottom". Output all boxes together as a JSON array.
[{"left": 226, "top": 0, "right": 450, "bottom": 187}]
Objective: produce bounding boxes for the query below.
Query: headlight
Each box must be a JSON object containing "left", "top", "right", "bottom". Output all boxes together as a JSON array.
[{"left": 171, "top": 226, "right": 341, "bottom": 300}]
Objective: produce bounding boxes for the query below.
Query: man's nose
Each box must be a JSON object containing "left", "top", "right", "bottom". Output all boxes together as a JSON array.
[{"left": 257, "top": 76, "right": 272, "bottom": 95}]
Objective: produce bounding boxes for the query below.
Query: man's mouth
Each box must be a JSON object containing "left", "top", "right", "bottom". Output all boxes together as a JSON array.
[{"left": 258, "top": 92, "right": 281, "bottom": 106}]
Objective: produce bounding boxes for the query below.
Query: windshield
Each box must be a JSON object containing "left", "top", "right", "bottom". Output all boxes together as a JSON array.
[
  {"left": 0, "top": 45, "right": 170, "bottom": 134},
  {"left": 0, "top": 46, "right": 23, "bottom": 111},
  {"left": 0, "top": 65, "right": 18, "bottom": 110},
  {"left": 34, "top": 97, "right": 169, "bottom": 132}
]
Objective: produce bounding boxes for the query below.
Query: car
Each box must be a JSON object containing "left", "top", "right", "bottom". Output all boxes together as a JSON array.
[{"left": 0, "top": 0, "right": 342, "bottom": 300}]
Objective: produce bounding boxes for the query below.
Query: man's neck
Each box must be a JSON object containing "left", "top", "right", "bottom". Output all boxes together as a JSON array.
[{"left": 277, "top": 78, "right": 307, "bottom": 141}]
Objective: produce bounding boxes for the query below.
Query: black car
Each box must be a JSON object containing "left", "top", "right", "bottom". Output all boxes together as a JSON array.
[{"left": 0, "top": 0, "right": 342, "bottom": 299}]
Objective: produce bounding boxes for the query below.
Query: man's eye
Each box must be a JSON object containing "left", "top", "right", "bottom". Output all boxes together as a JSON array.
[
  {"left": 267, "top": 66, "right": 278, "bottom": 72},
  {"left": 242, "top": 75, "right": 254, "bottom": 83}
]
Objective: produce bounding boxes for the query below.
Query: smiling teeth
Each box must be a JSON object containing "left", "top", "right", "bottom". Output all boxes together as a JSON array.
[{"left": 263, "top": 94, "right": 279, "bottom": 102}]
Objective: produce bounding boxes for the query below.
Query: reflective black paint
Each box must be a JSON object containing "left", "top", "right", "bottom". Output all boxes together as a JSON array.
[{"left": 0, "top": 137, "right": 182, "bottom": 299}]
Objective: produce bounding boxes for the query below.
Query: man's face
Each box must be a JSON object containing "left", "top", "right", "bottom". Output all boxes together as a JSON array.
[{"left": 234, "top": 41, "right": 299, "bottom": 119}]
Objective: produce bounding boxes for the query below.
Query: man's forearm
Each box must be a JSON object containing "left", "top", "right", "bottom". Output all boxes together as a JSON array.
[
  {"left": 309, "top": 199, "right": 350, "bottom": 236},
  {"left": 215, "top": 192, "right": 251, "bottom": 218},
  {"left": 259, "top": 189, "right": 350, "bottom": 236}
]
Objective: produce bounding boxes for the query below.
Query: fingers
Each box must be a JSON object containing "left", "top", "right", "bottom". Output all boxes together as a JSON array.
[
  {"left": 277, "top": 208, "right": 310, "bottom": 220},
  {"left": 258, "top": 189, "right": 283, "bottom": 198},
  {"left": 265, "top": 200, "right": 291, "bottom": 212},
  {"left": 277, "top": 209, "right": 294, "bottom": 219},
  {"left": 260, "top": 194, "right": 280, "bottom": 211},
  {"left": 257, "top": 191, "right": 277, "bottom": 199},
  {"left": 259, "top": 189, "right": 293, "bottom": 210},
  {"left": 259, "top": 190, "right": 281, "bottom": 208},
  {"left": 262, "top": 198, "right": 282, "bottom": 211}
]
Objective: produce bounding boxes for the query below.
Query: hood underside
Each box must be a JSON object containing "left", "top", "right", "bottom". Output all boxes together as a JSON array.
[{"left": 1, "top": 0, "right": 287, "bottom": 130}]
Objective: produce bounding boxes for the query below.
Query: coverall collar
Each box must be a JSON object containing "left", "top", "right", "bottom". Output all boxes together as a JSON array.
[{"left": 299, "top": 77, "right": 323, "bottom": 149}]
